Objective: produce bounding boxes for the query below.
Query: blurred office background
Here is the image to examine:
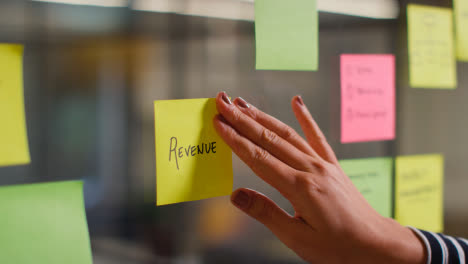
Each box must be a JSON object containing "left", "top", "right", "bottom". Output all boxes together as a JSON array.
[{"left": 0, "top": 0, "right": 466, "bottom": 263}]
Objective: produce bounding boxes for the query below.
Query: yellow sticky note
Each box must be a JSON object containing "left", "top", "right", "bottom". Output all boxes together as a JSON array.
[
  {"left": 0, "top": 44, "right": 30, "bottom": 167},
  {"left": 154, "top": 98, "right": 233, "bottom": 206},
  {"left": 395, "top": 154, "right": 444, "bottom": 233},
  {"left": 454, "top": 0, "right": 468, "bottom": 61},
  {"left": 407, "top": 5, "right": 457, "bottom": 89}
]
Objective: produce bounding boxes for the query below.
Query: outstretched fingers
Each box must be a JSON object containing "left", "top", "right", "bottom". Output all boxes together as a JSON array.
[{"left": 216, "top": 92, "right": 318, "bottom": 172}]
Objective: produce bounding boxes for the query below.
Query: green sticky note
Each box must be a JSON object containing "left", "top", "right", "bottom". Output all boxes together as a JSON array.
[
  {"left": 454, "top": 0, "right": 468, "bottom": 61},
  {"left": 407, "top": 4, "right": 457, "bottom": 89},
  {"left": 0, "top": 181, "right": 93, "bottom": 264},
  {"left": 255, "top": 0, "right": 318, "bottom": 71},
  {"left": 395, "top": 154, "right": 444, "bottom": 233},
  {"left": 154, "top": 98, "right": 233, "bottom": 206},
  {"left": 340, "top": 157, "right": 393, "bottom": 218}
]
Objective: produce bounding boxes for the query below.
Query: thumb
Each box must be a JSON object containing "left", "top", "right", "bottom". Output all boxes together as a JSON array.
[{"left": 231, "top": 188, "right": 304, "bottom": 244}]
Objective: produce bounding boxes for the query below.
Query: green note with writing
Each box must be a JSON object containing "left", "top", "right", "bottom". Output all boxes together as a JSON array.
[
  {"left": 255, "top": 0, "right": 318, "bottom": 71},
  {"left": 0, "top": 181, "right": 92, "bottom": 264},
  {"left": 340, "top": 157, "right": 393, "bottom": 218}
]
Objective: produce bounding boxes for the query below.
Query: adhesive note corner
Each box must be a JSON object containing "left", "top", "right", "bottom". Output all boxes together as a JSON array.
[
  {"left": 0, "top": 181, "right": 92, "bottom": 264},
  {"left": 340, "top": 157, "right": 393, "bottom": 218},
  {"left": 454, "top": 0, "right": 468, "bottom": 61},
  {"left": 341, "top": 54, "right": 395, "bottom": 143},
  {"left": 395, "top": 154, "right": 444, "bottom": 233},
  {"left": 255, "top": 0, "right": 318, "bottom": 71},
  {"left": 154, "top": 98, "right": 233, "bottom": 206},
  {"left": 407, "top": 4, "right": 457, "bottom": 89},
  {"left": 0, "top": 43, "right": 30, "bottom": 167}
]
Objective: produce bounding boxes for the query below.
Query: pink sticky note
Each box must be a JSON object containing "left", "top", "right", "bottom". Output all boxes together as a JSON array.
[{"left": 341, "top": 54, "right": 395, "bottom": 143}]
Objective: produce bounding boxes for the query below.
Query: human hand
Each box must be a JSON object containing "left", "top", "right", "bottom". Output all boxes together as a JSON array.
[{"left": 213, "top": 92, "right": 426, "bottom": 264}]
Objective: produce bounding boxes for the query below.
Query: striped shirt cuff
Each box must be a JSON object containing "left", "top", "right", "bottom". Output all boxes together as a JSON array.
[{"left": 408, "top": 226, "right": 468, "bottom": 264}]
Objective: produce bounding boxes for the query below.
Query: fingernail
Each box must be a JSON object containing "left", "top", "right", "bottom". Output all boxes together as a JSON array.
[
  {"left": 296, "top": 96, "right": 304, "bottom": 106},
  {"left": 236, "top": 97, "right": 250, "bottom": 109},
  {"left": 221, "top": 92, "right": 232, "bottom": 105},
  {"left": 232, "top": 190, "right": 250, "bottom": 210}
]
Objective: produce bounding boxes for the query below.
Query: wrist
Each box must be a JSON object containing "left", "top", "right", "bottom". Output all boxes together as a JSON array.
[{"left": 375, "top": 218, "right": 427, "bottom": 264}]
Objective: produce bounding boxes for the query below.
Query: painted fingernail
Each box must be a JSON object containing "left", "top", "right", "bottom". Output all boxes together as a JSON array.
[
  {"left": 221, "top": 92, "right": 232, "bottom": 105},
  {"left": 232, "top": 190, "right": 250, "bottom": 210},
  {"left": 236, "top": 97, "right": 250, "bottom": 109},
  {"left": 296, "top": 96, "right": 304, "bottom": 106}
]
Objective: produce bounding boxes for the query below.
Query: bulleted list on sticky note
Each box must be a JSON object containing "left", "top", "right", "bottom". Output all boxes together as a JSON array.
[
  {"left": 255, "top": 0, "right": 318, "bottom": 71},
  {"left": 454, "top": 0, "right": 468, "bottom": 61},
  {"left": 395, "top": 154, "right": 444, "bottom": 233},
  {"left": 407, "top": 5, "right": 457, "bottom": 89},
  {"left": 341, "top": 54, "right": 395, "bottom": 143},
  {"left": 0, "top": 44, "right": 30, "bottom": 167},
  {"left": 340, "top": 157, "right": 393, "bottom": 218},
  {"left": 154, "top": 98, "right": 233, "bottom": 206},
  {"left": 0, "top": 181, "right": 92, "bottom": 264}
]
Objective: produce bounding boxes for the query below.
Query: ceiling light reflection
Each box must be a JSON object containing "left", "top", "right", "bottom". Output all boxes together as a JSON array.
[
  {"left": 32, "top": 0, "right": 128, "bottom": 7},
  {"left": 132, "top": 0, "right": 399, "bottom": 20}
]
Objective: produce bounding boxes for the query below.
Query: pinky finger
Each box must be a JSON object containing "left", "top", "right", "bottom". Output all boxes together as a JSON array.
[{"left": 291, "top": 96, "right": 338, "bottom": 164}]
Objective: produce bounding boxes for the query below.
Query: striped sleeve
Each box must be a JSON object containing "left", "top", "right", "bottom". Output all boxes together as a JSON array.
[{"left": 408, "top": 227, "right": 468, "bottom": 264}]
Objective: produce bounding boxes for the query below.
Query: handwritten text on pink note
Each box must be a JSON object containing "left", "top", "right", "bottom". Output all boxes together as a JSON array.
[{"left": 341, "top": 54, "right": 395, "bottom": 143}]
